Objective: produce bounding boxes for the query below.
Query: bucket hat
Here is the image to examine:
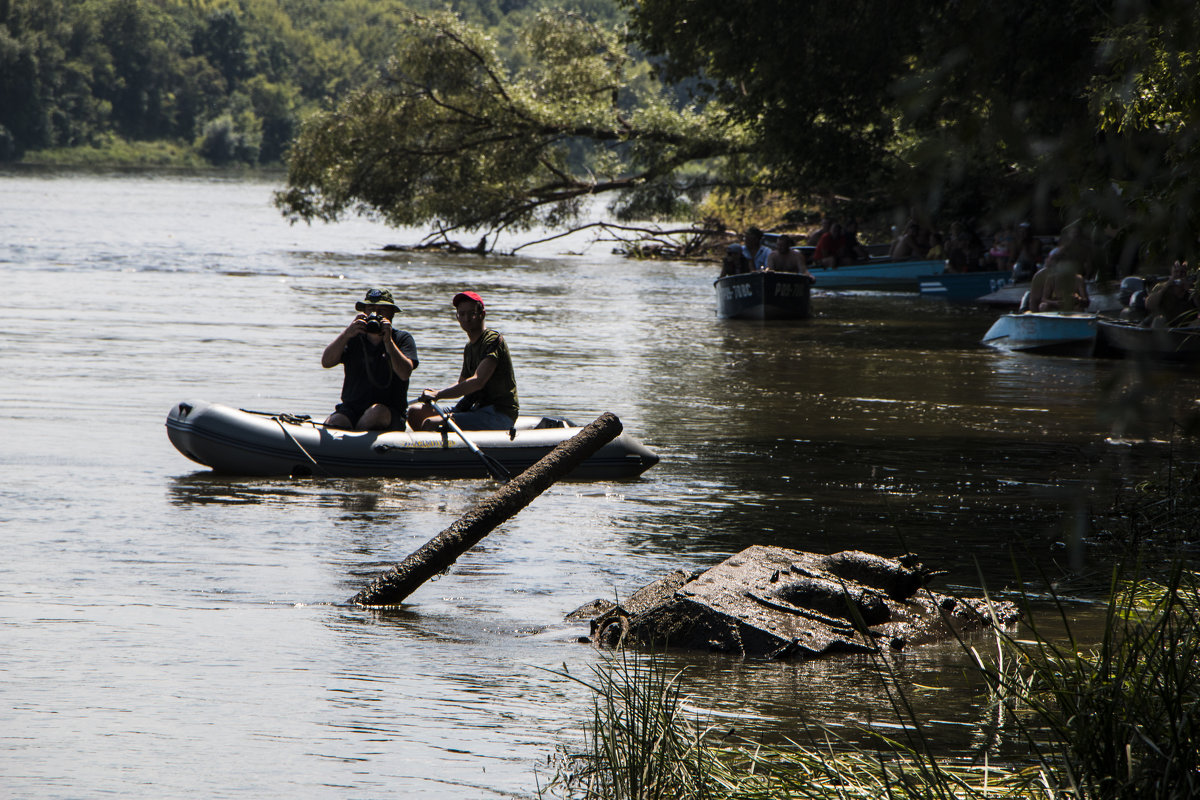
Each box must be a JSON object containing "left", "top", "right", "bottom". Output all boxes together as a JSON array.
[{"left": 355, "top": 288, "right": 399, "bottom": 312}]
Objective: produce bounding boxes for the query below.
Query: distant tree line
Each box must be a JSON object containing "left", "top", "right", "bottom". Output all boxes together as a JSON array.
[{"left": 0, "top": 0, "right": 609, "bottom": 164}]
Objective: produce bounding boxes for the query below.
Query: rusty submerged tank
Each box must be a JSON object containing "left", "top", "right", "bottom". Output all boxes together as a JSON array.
[{"left": 569, "top": 546, "right": 1019, "bottom": 658}]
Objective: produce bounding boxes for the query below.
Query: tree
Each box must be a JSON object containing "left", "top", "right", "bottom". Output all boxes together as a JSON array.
[
  {"left": 624, "top": 0, "right": 1200, "bottom": 268},
  {"left": 93, "top": 0, "right": 186, "bottom": 140},
  {"left": 191, "top": 8, "right": 249, "bottom": 90},
  {"left": 621, "top": 0, "right": 919, "bottom": 201},
  {"left": 275, "top": 9, "right": 749, "bottom": 248},
  {"left": 1083, "top": 0, "right": 1200, "bottom": 267}
]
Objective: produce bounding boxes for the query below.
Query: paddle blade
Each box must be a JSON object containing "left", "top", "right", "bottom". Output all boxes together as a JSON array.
[{"left": 481, "top": 453, "right": 512, "bottom": 482}]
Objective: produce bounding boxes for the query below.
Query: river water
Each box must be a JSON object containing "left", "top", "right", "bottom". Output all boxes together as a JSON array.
[{"left": 2, "top": 171, "right": 1196, "bottom": 798}]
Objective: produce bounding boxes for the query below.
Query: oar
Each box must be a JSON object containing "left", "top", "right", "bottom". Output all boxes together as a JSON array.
[{"left": 429, "top": 401, "right": 512, "bottom": 482}]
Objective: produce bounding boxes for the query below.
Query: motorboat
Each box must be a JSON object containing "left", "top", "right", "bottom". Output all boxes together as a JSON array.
[
  {"left": 919, "top": 269, "right": 1014, "bottom": 301},
  {"left": 714, "top": 270, "right": 813, "bottom": 319},
  {"left": 980, "top": 312, "right": 1100, "bottom": 356},
  {"left": 807, "top": 258, "right": 946, "bottom": 291},
  {"left": 1094, "top": 319, "right": 1200, "bottom": 362}
]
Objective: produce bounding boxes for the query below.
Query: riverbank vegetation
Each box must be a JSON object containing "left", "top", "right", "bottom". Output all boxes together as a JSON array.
[
  {"left": 9, "top": 2, "right": 1200, "bottom": 259},
  {"left": 543, "top": 566, "right": 1200, "bottom": 799},
  {"left": 539, "top": 452, "right": 1200, "bottom": 799},
  {"left": 2, "top": 0, "right": 607, "bottom": 167},
  {"left": 276, "top": 0, "right": 1200, "bottom": 262}
]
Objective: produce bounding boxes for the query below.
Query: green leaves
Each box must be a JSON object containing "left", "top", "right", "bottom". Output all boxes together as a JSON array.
[
  {"left": 0, "top": 0, "right": 417, "bottom": 164},
  {"left": 276, "top": 9, "right": 747, "bottom": 241}
]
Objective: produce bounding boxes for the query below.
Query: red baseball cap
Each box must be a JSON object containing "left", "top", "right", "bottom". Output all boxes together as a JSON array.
[{"left": 452, "top": 291, "right": 485, "bottom": 310}]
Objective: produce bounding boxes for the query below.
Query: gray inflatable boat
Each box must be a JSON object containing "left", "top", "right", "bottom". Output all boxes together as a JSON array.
[{"left": 166, "top": 400, "right": 659, "bottom": 479}]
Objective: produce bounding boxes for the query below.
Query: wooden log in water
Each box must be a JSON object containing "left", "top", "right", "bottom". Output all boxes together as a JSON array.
[{"left": 349, "top": 412, "right": 624, "bottom": 606}]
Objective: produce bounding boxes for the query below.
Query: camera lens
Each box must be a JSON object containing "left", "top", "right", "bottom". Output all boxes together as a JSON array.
[{"left": 364, "top": 314, "right": 382, "bottom": 333}]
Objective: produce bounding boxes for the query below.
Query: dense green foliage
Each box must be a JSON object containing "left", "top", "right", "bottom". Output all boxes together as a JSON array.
[
  {"left": 623, "top": 0, "right": 1200, "bottom": 264},
  {"left": 9, "top": 0, "right": 1200, "bottom": 259},
  {"left": 0, "top": 0, "right": 581, "bottom": 165},
  {"left": 276, "top": 9, "right": 744, "bottom": 242}
]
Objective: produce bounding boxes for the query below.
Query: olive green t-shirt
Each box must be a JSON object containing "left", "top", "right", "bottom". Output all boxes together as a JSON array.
[{"left": 455, "top": 328, "right": 519, "bottom": 420}]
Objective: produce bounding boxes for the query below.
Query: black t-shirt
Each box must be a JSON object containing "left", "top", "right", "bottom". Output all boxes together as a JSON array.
[{"left": 336, "top": 330, "right": 419, "bottom": 415}]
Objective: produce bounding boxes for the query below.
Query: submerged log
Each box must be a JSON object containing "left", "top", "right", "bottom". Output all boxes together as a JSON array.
[
  {"left": 350, "top": 412, "right": 623, "bottom": 606},
  {"left": 570, "top": 546, "right": 1019, "bottom": 658}
]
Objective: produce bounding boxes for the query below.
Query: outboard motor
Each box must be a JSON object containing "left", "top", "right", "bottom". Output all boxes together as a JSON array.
[
  {"left": 1123, "top": 289, "right": 1149, "bottom": 322},
  {"left": 1118, "top": 276, "right": 1144, "bottom": 306},
  {"left": 1118, "top": 276, "right": 1148, "bottom": 321}
]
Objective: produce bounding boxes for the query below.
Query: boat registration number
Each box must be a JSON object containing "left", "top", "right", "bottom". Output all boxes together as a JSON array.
[{"left": 718, "top": 283, "right": 753, "bottom": 300}]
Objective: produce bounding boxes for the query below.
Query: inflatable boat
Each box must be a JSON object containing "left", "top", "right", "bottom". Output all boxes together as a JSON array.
[{"left": 166, "top": 400, "right": 660, "bottom": 480}]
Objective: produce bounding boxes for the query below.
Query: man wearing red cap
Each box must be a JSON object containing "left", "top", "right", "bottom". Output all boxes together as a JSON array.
[{"left": 408, "top": 291, "right": 520, "bottom": 431}]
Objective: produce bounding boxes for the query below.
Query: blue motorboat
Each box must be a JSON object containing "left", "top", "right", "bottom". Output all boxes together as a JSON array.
[
  {"left": 808, "top": 258, "right": 946, "bottom": 291},
  {"left": 919, "top": 270, "right": 1013, "bottom": 301},
  {"left": 981, "top": 312, "right": 1100, "bottom": 356}
]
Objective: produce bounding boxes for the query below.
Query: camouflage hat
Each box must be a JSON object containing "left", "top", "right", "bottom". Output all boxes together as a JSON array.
[{"left": 355, "top": 287, "right": 399, "bottom": 312}]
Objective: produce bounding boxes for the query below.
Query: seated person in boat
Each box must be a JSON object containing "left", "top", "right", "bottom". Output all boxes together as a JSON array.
[
  {"left": 925, "top": 231, "right": 946, "bottom": 259},
  {"left": 765, "top": 234, "right": 812, "bottom": 277},
  {"left": 945, "top": 221, "right": 986, "bottom": 272},
  {"left": 986, "top": 222, "right": 1015, "bottom": 272},
  {"left": 408, "top": 291, "right": 520, "bottom": 431},
  {"left": 889, "top": 220, "right": 928, "bottom": 261},
  {"left": 741, "top": 226, "right": 772, "bottom": 270},
  {"left": 1011, "top": 223, "right": 1042, "bottom": 282},
  {"left": 322, "top": 288, "right": 419, "bottom": 431},
  {"left": 806, "top": 216, "right": 831, "bottom": 246},
  {"left": 719, "top": 243, "right": 752, "bottom": 277},
  {"left": 813, "top": 222, "right": 852, "bottom": 268},
  {"left": 1028, "top": 247, "right": 1089, "bottom": 312},
  {"left": 843, "top": 218, "right": 871, "bottom": 262},
  {"left": 1145, "top": 261, "right": 1200, "bottom": 326}
]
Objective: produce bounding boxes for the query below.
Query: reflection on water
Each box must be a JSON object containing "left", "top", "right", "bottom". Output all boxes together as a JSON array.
[{"left": 3, "top": 173, "right": 1197, "bottom": 798}]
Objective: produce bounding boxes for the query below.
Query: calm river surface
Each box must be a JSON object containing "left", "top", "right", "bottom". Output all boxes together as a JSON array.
[{"left": 2, "top": 171, "right": 1196, "bottom": 798}]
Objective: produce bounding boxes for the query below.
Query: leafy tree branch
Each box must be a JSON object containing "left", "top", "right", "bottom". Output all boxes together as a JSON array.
[{"left": 274, "top": 9, "right": 749, "bottom": 247}]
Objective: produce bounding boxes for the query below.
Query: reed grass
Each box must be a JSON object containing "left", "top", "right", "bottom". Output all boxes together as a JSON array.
[
  {"left": 542, "top": 563, "right": 1200, "bottom": 799},
  {"left": 542, "top": 648, "right": 723, "bottom": 799},
  {"left": 973, "top": 564, "right": 1200, "bottom": 800}
]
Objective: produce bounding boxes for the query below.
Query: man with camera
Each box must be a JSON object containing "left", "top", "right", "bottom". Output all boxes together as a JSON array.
[{"left": 322, "top": 288, "right": 419, "bottom": 430}]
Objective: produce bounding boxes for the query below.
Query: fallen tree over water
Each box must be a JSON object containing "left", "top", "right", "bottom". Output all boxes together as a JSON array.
[{"left": 350, "top": 412, "right": 623, "bottom": 606}]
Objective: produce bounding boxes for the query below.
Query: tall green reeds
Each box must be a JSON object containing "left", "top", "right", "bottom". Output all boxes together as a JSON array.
[
  {"left": 544, "top": 565, "right": 1200, "bottom": 800},
  {"left": 543, "top": 648, "right": 722, "bottom": 799},
  {"left": 974, "top": 564, "right": 1200, "bottom": 799},
  {"left": 541, "top": 646, "right": 1045, "bottom": 799}
]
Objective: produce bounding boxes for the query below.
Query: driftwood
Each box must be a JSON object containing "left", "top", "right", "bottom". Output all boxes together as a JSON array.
[
  {"left": 350, "top": 412, "right": 623, "bottom": 606},
  {"left": 568, "top": 546, "right": 1019, "bottom": 659}
]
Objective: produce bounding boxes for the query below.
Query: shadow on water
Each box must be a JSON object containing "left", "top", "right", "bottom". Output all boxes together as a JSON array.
[{"left": 621, "top": 289, "right": 1194, "bottom": 599}]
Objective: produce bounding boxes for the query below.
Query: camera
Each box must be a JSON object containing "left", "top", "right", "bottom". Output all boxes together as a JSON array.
[{"left": 363, "top": 313, "right": 385, "bottom": 333}]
